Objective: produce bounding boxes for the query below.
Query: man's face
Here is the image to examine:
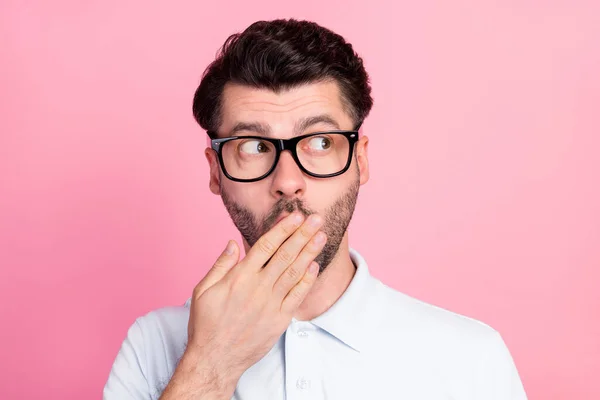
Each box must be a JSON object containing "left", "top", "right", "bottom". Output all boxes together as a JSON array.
[{"left": 205, "top": 80, "right": 370, "bottom": 273}]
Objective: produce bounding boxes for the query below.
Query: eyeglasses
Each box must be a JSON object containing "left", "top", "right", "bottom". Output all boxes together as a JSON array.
[{"left": 208, "top": 125, "right": 361, "bottom": 183}]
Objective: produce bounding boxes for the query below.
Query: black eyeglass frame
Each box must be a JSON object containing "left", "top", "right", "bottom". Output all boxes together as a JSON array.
[{"left": 208, "top": 124, "right": 362, "bottom": 183}]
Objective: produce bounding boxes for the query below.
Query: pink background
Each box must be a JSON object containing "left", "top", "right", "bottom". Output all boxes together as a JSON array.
[{"left": 1, "top": 1, "right": 599, "bottom": 399}]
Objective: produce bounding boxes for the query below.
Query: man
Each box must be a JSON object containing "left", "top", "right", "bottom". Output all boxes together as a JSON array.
[{"left": 104, "top": 19, "right": 528, "bottom": 400}]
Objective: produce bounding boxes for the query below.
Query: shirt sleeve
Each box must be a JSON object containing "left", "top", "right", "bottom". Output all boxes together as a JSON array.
[
  {"left": 103, "top": 319, "right": 150, "bottom": 400},
  {"left": 475, "top": 330, "right": 528, "bottom": 400}
]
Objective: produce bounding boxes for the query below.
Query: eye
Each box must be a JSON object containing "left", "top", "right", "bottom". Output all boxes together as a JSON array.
[
  {"left": 307, "top": 136, "right": 332, "bottom": 151},
  {"left": 239, "top": 139, "right": 270, "bottom": 155}
]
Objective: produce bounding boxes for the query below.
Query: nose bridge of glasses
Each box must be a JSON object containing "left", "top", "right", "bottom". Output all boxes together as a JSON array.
[
  {"left": 270, "top": 138, "right": 300, "bottom": 168},
  {"left": 277, "top": 137, "right": 297, "bottom": 153},
  {"left": 271, "top": 138, "right": 302, "bottom": 174}
]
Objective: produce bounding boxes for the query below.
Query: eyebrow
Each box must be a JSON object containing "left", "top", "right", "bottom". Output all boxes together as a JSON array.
[
  {"left": 229, "top": 122, "right": 271, "bottom": 136},
  {"left": 227, "top": 114, "right": 341, "bottom": 137},
  {"left": 294, "top": 114, "right": 341, "bottom": 134}
]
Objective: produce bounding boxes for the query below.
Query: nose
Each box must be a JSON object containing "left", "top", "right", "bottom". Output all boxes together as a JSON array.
[{"left": 270, "top": 151, "right": 306, "bottom": 199}]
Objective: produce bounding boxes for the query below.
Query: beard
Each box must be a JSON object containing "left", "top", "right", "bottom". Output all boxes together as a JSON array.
[{"left": 220, "top": 176, "right": 360, "bottom": 275}]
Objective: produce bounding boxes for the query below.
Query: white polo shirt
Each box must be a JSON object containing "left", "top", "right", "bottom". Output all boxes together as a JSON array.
[{"left": 104, "top": 248, "right": 528, "bottom": 399}]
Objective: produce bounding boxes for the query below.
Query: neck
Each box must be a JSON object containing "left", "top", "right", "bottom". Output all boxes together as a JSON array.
[{"left": 294, "top": 231, "right": 356, "bottom": 321}]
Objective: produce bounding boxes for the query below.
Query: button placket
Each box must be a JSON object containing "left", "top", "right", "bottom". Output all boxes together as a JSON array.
[
  {"left": 285, "top": 321, "right": 324, "bottom": 399},
  {"left": 296, "top": 377, "right": 311, "bottom": 390},
  {"left": 297, "top": 330, "right": 309, "bottom": 337}
]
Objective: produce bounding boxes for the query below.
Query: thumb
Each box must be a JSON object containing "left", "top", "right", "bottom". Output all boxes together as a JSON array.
[{"left": 193, "top": 240, "right": 240, "bottom": 298}]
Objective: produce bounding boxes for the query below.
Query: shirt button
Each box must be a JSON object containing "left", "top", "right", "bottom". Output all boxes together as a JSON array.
[
  {"left": 296, "top": 377, "right": 311, "bottom": 390},
  {"left": 297, "top": 330, "right": 308, "bottom": 337}
]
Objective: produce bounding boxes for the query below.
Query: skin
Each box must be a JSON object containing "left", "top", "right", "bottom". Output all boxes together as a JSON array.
[
  {"left": 159, "top": 80, "right": 370, "bottom": 400},
  {"left": 206, "top": 80, "right": 370, "bottom": 321}
]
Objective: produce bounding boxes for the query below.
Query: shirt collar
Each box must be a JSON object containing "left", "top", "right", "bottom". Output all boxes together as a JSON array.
[{"left": 308, "top": 247, "right": 380, "bottom": 353}]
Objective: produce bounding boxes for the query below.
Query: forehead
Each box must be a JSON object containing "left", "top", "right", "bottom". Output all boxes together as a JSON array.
[{"left": 219, "top": 80, "right": 353, "bottom": 137}]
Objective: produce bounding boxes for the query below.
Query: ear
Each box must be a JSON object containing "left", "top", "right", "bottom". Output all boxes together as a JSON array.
[
  {"left": 356, "top": 135, "right": 370, "bottom": 185},
  {"left": 204, "top": 148, "right": 222, "bottom": 195}
]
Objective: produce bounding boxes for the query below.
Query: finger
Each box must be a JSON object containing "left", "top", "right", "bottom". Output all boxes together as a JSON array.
[
  {"left": 193, "top": 240, "right": 239, "bottom": 298},
  {"left": 272, "top": 230, "right": 326, "bottom": 300},
  {"left": 262, "top": 213, "right": 324, "bottom": 283},
  {"left": 244, "top": 213, "right": 305, "bottom": 271},
  {"left": 281, "top": 261, "right": 319, "bottom": 315}
]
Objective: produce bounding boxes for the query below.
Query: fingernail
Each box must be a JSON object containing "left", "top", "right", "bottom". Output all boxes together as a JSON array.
[
  {"left": 309, "top": 214, "right": 322, "bottom": 227},
  {"left": 309, "top": 262, "right": 319, "bottom": 275},
  {"left": 294, "top": 213, "right": 304, "bottom": 224},
  {"left": 225, "top": 241, "right": 234, "bottom": 255},
  {"left": 314, "top": 232, "right": 326, "bottom": 244}
]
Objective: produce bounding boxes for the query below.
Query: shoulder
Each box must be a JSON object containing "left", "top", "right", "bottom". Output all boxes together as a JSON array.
[
  {"left": 368, "top": 280, "right": 527, "bottom": 398},
  {"left": 377, "top": 279, "right": 498, "bottom": 335},
  {"left": 135, "top": 302, "right": 191, "bottom": 340},
  {"left": 368, "top": 279, "right": 506, "bottom": 358},
  {"left": 132, "top": 302, "right": 191, "bottom": 369},
  {"left": 103, "top": 302, "right": 191, "bottom": 399}
]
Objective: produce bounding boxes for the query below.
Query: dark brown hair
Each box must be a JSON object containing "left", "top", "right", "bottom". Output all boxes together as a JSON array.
[{"left": 192, "top": 19, "right": 373, "bottom": 138}]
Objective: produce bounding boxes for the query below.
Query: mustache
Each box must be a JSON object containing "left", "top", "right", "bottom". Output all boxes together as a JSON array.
[{"left": 261, "top": 198, "right": 314, "bottom": 231}]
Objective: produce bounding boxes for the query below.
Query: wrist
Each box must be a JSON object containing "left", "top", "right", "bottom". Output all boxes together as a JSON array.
[{"left": 178, "top": 346, "right": 240, "bottom": 396}]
